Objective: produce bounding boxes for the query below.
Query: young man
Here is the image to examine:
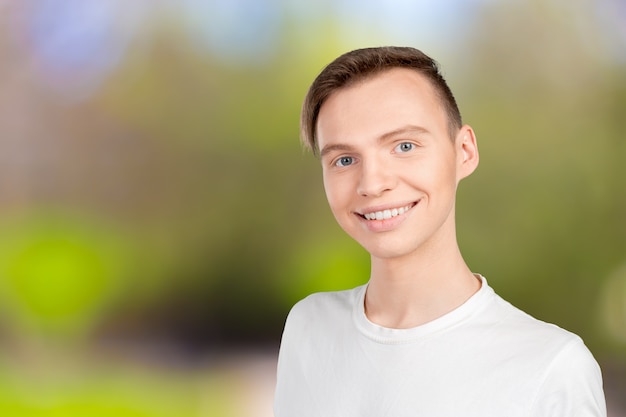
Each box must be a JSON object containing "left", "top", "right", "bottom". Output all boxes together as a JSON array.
[{"left": 274, "top": 46, "right": 605, "bottom": 416}]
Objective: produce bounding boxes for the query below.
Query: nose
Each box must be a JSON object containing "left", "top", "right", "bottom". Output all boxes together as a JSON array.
[{"left": 356, "top": 158, "right": 396, "bottom": 197}]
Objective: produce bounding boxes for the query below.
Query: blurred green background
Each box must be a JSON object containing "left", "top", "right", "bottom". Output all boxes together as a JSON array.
[{"left": 0, "top": 0, "right": 624, "bottom": 416}]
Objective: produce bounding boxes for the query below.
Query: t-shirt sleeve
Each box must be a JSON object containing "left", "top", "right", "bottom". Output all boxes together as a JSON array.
[
  {"left": 530, "top": 337, "right": 606, "bottom": 417},
  {"left": 274, "top": 299, "right": 318, "bottom": 417}
]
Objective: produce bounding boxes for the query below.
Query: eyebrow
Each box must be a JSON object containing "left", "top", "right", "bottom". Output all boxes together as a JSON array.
[
  {"left": 379, "top": 125, "right": 430, "bottom": 141},
  {"left": 319, "top": 125, "right": 430, "bottom": 158},
  {"left": 320, "top": 143, "right": 354, "bottom": 158}
]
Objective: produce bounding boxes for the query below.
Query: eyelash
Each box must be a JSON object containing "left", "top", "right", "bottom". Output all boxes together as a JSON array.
[
  {"left": 331, "top": 142, "right": 416, "bottom": 167},
  {"left": 395, "top": 142, "right": 415, "bottom": 153},
  {"left": 334, "top": 156, "right": 354, "bottom": 167}
]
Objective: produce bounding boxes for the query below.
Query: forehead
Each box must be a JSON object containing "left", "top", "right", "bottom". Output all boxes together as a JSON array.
[{"left": 316, "top": 68, "right": 446, "bottom": 145}]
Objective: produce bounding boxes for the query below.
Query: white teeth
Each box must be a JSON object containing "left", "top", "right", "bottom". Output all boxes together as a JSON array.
[{"left": 363, "top": 204, "right": 413, "bottom": 221}]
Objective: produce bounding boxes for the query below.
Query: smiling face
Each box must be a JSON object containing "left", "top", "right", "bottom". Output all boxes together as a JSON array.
[{"left": 317, "top": 68, "right": 478, "bottom": 261}]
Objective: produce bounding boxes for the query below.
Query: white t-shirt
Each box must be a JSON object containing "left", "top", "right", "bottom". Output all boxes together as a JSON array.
[{"left": 274, "top": 276, "right": 606, "bottom": 417}]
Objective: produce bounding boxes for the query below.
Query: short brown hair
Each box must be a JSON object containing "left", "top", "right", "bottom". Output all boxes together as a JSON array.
[{"left": 300, "top": 46, "right": 463, "bottom": 155}]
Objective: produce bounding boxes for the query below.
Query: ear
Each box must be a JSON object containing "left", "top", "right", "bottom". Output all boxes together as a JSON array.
[{"left": 455, "top": 125, "right": 479, "bottom": 182}]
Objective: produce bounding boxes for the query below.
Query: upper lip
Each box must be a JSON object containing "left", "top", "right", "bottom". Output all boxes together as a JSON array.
[{"left": 355, "top": 200, "right": 418, "bottom": 216}]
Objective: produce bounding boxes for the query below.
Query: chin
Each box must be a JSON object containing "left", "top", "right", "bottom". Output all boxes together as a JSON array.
[{"left": 358, "top": 239, "right": 419, "bottom": 261}]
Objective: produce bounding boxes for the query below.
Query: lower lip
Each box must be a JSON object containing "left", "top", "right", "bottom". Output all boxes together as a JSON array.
[{"left": 358, "top": 202, "right": 418, "bottom": 232}]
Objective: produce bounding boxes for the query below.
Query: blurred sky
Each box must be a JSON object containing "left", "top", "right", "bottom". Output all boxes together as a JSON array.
[{"left": 9, "top": 0, "right": 626, "bottom": 101}]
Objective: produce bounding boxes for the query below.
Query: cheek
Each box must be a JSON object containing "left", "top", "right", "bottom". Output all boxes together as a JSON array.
[
  {"left": 323, "top": 174, "right": 350, "bottom": 213},
  {"left": 322, "top": 174, "right": 339, "bottom": 207},
  {"left": 413, "top": 157, "right": 456, "bottom": 185}
]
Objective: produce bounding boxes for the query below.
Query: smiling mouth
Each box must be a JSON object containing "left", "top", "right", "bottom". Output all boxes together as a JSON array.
[{"left": 359, "top": 202, "right": 417, "bottom": 221}]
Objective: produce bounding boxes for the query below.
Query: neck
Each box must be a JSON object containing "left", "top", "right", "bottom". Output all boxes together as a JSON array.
[{"left": 365, "top": 240, "right": 480, "bottom": 329}]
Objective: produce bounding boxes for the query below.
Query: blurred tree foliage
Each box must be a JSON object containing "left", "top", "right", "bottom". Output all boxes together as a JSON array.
[{"left": 455, "top": 1, "right": 626, "bottom": 359}]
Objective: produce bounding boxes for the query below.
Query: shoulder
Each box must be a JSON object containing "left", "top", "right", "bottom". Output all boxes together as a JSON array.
[
  {"left": 285, "top": 285, "right": 364, "bottom": 327},
  {"left": 475, "top": 276, "right": 582, "bottom": 349},
  {"left": 277, "top": 286, "right": 364, "bottom": 360},
  {"left": 471, "top": 285, "right": 595, "bottom": 376},
  {"left": 486, "top": 292, "right": 583, "bottom": 351},
  {"left": 483, "top": 292, "right": 605, "bottom": 415}
]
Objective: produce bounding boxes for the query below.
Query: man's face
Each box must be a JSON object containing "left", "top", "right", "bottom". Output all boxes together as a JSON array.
[{"left": 316, "top": 68, "right": 477, "bottom": 260}]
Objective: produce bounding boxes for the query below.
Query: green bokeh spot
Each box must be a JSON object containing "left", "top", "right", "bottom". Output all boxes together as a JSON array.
[
  {"left": 0, "top": 213, "right": 131, "bottom": 336},
  {"left": 6, "top": 236, "right": 107, "bottom": 318}
]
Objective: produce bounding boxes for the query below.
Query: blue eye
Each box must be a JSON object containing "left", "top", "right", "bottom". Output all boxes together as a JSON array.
[
  {"left": 335, "top": 156, "right": 354, "bottom": 167},
  {"left": 395, "top": 142, "right": 414, "bottom": 153}
]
